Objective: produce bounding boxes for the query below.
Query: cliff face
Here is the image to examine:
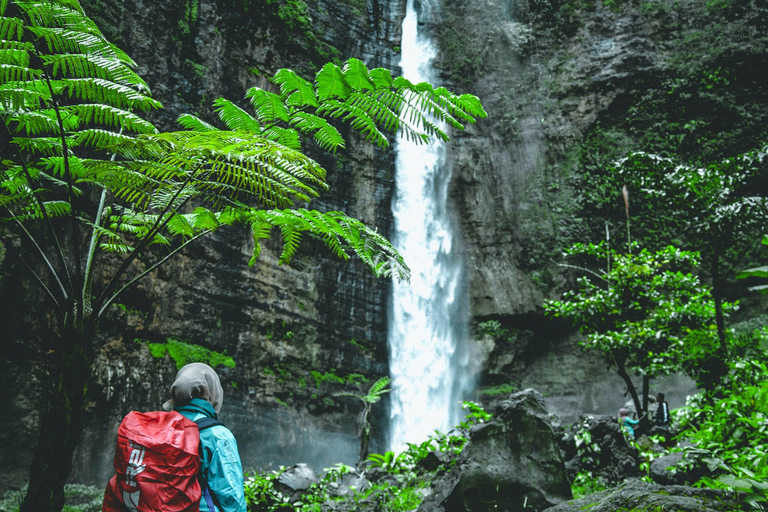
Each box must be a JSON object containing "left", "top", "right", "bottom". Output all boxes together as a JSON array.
[
  {"left": 3, "top": 0, "right": 767, "bottom": 491},
  {"left": 1, "top": 0, "right": 409, "bottom": 490}
]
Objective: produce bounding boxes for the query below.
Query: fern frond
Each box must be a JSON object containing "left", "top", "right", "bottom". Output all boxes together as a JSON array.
[
  {"left": 364, "top": 376, "right": 391, "bottom": 403},
  {"left": 41, "top": 53, "right": 149, "bottom": 90},
  {"left": 60, "top": 78, "right": 161, "bottom": 111},
  {"left": 315, "top": 62, "right": 350, "bottom": 100},
  {"left": 289, "top": 111, "right": 344, "bottom": 152},
  {"left": 261, "top": 125, "right": 301, "bottom": 150},
  {"left": 0, "top": 45, "right": 32, "bottom": 66},
  {"left": 0, "top": 62, "right": 40, "bottom": 82},
  {"left": 316, "top": 98, "right": 388, "bottom": 146},
  {"left": 100, "top": 242, "right": 132, "bottom": 253},
  {"left": 245, "top": 88, "right": 289, "bottom": 124},
  {"left": 272, "top": 68, "right": 317, "bottom": 107},
  {"left": 213, "top": 97, "right": 262, "bottom": 132},
  {"left": 10, "top": 109, "right": 59, "bottom": 135},
  {"left": 69, "top": 128, "right": 136, "bottom": 149},
  {"left": 0, "top": 14, "right": 25, "bottom": 41},
  {"left": 10, "top": 135, "right": 62, "bottom": 155},
  {"left": 177, "top": 113, "right": 216, "bottom": 132},
  {"left": 368, "top": 67, "right": 394, "bottom": 88},
  {"left": 243, "top": 208, "right": 409, "bottom": 280},
  {"left": 42, "top": 199, "right": 70, "bottom": 217},
  {"left": 0, "top": 85, "right": 47, "bottom": 110},
  {"left": 342, "top": 58, "right": 374, "bottom": 91},
  {"left": 64, "top": 104, "right": 157, "bottom": 134}
]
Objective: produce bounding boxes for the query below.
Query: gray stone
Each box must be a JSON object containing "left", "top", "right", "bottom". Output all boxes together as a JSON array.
[
  {"left": 418, "top": 389, "right": 571, "bottom": 512},
  {"left": 274, "top": 463, "right": 319, "bottom": 501},
  {"left": 543, "top": 479, "right": 748, "bottom": 512}
]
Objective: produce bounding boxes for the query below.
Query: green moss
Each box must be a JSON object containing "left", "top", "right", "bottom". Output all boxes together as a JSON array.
[
  {"left": 145, "top": 338, "right": 235, "bottom": 370},
  {"left": 178, "top": 0, "right": 199, "bottom": 36},
  {"left": 479, "top": 383, "right": 518, "bottom": 397}
]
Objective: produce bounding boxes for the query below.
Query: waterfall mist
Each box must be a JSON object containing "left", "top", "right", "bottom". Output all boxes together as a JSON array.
[{"left": 387, "top": 0, "right": 475, "bottom": 453}]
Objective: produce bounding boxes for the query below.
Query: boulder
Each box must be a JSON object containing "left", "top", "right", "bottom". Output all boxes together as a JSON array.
[
  {"left": 326, "top": 468, "right": 370, "bottom": 498},
  {"left": 649, "top": 445, "right": 711, "bottom": 486},
  {"left": 560, "top": 415, "right": 640, "bottom": 484},
  {"left": 274, "top": 463, "right": 319, "bottom": 501},
  {"left": 543, "top": 478, "right": 748, "bottom": 512},
  {"left": 418, "top": 389, "right": 571, "bottom": 512}
]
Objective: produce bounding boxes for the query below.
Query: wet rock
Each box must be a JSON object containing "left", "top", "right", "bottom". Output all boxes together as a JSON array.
[
  {"left": 560, "top": 415, "right": 640, "bottom": 484},
  {"left": 326, "top": 469, "right": 370, "bottom": 498},
  {"left": 543, "top": 478, "right": 748, "bottom": 512},
  {"left": 418, "top": 389, "right": 571, "bottom": 512},
  {"left": 275, "top": 463, "right": 319, "bottom": 501}
]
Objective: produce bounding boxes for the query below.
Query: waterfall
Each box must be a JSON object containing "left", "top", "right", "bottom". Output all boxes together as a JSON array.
[{"left": 387, "top": 0, "right": 474, "bottom": 452}]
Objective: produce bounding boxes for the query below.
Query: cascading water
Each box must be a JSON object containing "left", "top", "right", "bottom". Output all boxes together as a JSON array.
[{"left": 388, "top": 0, "right": 474, "bottom": 452}]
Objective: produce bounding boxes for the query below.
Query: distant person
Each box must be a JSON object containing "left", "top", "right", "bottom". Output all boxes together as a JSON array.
[
  {"left": 655, "top": 392, "right": 670, "bottom": 427},
  {"left": 618, "top": 408, "right": 640, "bottom": 439}
]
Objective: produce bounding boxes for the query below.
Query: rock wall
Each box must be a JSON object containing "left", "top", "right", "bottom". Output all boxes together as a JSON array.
[{"left": 3, "top": 0, "right": 767, "bottom": 492}]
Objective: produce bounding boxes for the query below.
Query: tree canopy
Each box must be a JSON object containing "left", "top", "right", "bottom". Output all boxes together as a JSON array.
[{"left": 544, "top": 242, "right": 732, "bottom": 415}]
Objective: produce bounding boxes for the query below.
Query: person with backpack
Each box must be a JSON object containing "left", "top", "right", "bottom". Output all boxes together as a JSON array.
[{"left": 103, "top": 362, "right": 247, "bottom": 512}]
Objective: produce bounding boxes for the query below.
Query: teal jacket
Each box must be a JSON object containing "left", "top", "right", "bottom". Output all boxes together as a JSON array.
[
  {"left": 620, "top": 416, "right": 639, "bottom": 439},
  {"left": 176, "top": 399, "right": 247, "bottom": 512}
]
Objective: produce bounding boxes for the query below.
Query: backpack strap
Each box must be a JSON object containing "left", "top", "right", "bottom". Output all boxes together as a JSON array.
[
  {"left": 193, "top": 417, "right": 225, "bottom": 512},
  {"left": 195, "top": 417, "right": 224, "bottom": 431}
]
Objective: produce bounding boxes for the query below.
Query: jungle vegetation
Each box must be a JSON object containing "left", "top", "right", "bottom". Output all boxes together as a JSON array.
[{"left": 0, "top": 1, "right": 485, "bottom": 510}]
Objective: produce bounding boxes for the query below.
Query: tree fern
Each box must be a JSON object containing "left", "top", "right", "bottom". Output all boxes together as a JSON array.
[{"left": 1, "top": 3, "right": 486, "bottom": 510}]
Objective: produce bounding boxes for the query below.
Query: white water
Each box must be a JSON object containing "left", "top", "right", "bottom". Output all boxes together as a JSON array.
[{"left": 388, "top": 0, "right": 474, "bottom": 453}]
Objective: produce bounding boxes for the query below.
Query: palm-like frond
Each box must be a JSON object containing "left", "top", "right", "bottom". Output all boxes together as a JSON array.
[{"left": 241, "top": 208, "right": 409, "bottom": 280}]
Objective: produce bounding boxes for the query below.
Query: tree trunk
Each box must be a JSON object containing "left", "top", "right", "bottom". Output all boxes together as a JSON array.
[
  {"left": 642, "top": 374, "right": 649, "bottom": 417},
  {"left": 614, "top": 357, "right": 642, "bottom": 417},
  {"left": 21, "top": 318, "right": 94, "bottom": 512},
  {"left": 710, "top": 247, "right": 728, "bottom": 355},
  {"left": 357, "top": 404, "right": 372, "bottom": 470}
]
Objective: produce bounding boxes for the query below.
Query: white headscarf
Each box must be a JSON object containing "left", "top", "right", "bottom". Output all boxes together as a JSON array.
[{"left": 162, "top": 362, "right": 224, "bottom": 414}]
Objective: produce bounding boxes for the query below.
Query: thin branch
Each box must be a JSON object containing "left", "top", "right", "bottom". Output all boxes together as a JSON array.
[
  {"left": 81, "top": 187, "right": 107, "bottom": 313},
  {"left": 82, "top": 126, "right": 124, "bottom": 313},
  {"left": 96, "top": 166, "right": 202, "bottom": 311},
  {"left": 551, "top": 259, "right": 607, "bottom": 282},
  {"left": 8, "top": 210, "right": 68, "bottom": 302},
  {"left": 2, "top": 122, "right": 74, "bottom": 297},
  {"left": 19, "top": 258, "right": 62, "bottom": 311},
  {"left": 98, "top": 230, "right": 211, "bottom": 317}
]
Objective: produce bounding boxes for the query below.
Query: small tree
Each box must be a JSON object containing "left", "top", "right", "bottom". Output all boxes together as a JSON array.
[
  {"left": 336, "top": 376, "right": 391, "bottom": 468},
  {"left": 0, "top": 1, "right": 486, "bottom": 510},
  {"left": 544, "top": 242, "right": 732, "bottom": 417}
]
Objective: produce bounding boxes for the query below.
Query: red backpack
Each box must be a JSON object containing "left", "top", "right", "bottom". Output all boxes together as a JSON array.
[{"left": 103, "top": 410, "right": 221, "bottom": 512}]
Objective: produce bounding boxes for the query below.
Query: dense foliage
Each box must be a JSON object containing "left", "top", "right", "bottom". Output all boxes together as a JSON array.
[
  {"left": 0, "top": 1, "right": 486, "bottom": 510},
  {"left": 675, "top": 356, "right": 768, "bottom": 509},
  {"left": 544, "top": 243, "right": 731, "bottom": 413}
]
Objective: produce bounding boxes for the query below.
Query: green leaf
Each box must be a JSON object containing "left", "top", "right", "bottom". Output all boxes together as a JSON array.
[{"left": 315, "top": 62, "right": 350, "bottom": 101}]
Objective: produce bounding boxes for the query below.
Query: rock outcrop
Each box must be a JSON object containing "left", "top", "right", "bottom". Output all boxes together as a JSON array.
[
  {"left": 418, "top": 389, "right": 571, "bottom": 512},
  {"left": 543, "top": 479, "right": 749, "bottom": 512},
  {"left": 559, "top": 415, "right": 640, "bottom": 484}
]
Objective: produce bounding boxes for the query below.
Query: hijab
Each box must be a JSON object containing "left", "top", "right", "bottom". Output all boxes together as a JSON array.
[{"left": 162, "top": 362, "right": 224, "bottom": 414}]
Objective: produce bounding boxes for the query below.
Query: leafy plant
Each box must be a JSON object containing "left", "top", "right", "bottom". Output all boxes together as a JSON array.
[
  {"left": 674, "top": 357, "right": 768, "bottom": 510},
  {"left": 0, "top": 1, "right": 486, "bottom": 509},
  {"left": 335, "top": 376, "right": 391, "bottom": 466},
  {"left": 545, "top": 242, "right": 731, "bottom": 414},
  {"left": 570, "top": 470, "right": 607, "bottom": 500}
]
